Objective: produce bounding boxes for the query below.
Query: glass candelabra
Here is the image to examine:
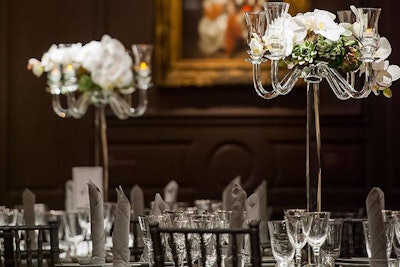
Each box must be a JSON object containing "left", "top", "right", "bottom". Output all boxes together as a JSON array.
[
  {"left": 245, "top": 3, "right": 384, "bottom": 212},
  {"left": 46, "top": 44, "right": 153, "bottom": 200}
]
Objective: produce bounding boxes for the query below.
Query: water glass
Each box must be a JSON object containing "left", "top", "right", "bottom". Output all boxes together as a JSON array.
[
  {"left": 301, "top": 211, "right": 330, "bottom": 266},
  {"left": 138, "top": 215, "right": 155, "bottom": 265},
  {"left": 190, "top": 213, "right": 217, "bottom": 267},
  {"left": 0, "top": 208, "right": 19, "bottom": 226},
  {"left": 268, "top": 220, "right": 295, "bottom": 267},
  {"left": 64, "top": 211, "right": 88, "bottom": 258},
  {"left": 284, "top": 209, "right": 307, "bottom": 267},
  {"left": 321, "top": 218, "right": 344, "bottom": 267}
]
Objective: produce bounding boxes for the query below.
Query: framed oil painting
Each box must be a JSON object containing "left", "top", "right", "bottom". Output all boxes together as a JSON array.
[{"left": 154, "top": 0, "right": 311, "bottom": 87}]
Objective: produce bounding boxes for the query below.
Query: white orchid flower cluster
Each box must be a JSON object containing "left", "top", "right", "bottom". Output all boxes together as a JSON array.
[
  {"left": 27, "top": 35, "right": 134, "bottom": 93},
  {"left": 248, "top": 7, "right": 400, "bottom": 97}
]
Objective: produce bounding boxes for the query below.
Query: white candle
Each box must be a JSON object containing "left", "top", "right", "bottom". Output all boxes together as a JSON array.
[
  {"left": 364, "top": 28, "right": 375, "bottom": 38},
  {"left": 63, "top": 64, "right": 75, "bottom": 80},
  {"left": 48, "top": 67, "right": 62, "bottom": 83},
  {"left": 137, "top": 62, "right": 150, "bottom": 77}
]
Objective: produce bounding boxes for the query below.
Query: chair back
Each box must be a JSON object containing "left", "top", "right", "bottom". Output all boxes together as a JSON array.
[
  {"left": 150, "top": 220, "right": 262, "bottom": 267},
  {"left": 0, "top": 221, "right": 60, "bottom": 267}
]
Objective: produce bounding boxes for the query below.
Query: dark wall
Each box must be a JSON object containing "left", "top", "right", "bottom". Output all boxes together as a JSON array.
[{"left": 1, "top": 0, "right": 400, "bottom": 214}]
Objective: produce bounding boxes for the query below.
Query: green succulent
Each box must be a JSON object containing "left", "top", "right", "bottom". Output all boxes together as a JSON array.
[{"left": 285, "top": 34, "right": 362, "bottom": 73}]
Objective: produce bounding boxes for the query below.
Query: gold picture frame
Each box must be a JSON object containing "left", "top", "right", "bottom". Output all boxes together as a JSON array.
[
  {"left": 154, "top": 0, "right": 311, "bottom": 88},
  {"left": 154, "top": 0, "right": 262, "bottom": 87}
]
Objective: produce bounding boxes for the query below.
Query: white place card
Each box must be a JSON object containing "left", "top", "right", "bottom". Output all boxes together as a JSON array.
[{"left": 72, "top": 166, "right": 103, "bottom": 209}]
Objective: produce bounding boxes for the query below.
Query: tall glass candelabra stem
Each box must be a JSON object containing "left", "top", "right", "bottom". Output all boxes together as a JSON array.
[
  {"left": 306, "top": 81, "right": 322, "bottom": 212},
  {"left": 95, "top": 107, "right": 109, "bottom": 201}
]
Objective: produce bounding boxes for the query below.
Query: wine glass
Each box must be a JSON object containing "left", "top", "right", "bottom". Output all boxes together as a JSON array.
[
  {"left": 268, "top": 220, "right": 295, "bottom": 267},
  {"left": 64, "top": 211, "right": 87, "bottom": 258},
  {"left": 138, "top": 215, "right": 156, "bottom": 265},
  {"left": 301, "top": 211, "right": 330, "bottom": 267},
  {"left": 389, "top": 211, "right": 400, "bottom": 264},
  {"left": 321, "top": 218, "right": 344, "bottom": 267},
  {"left": 138, "top": 214, "right": 170, "bottom": 265},
  {"left": 284, "top": 209, "right": 307, "bottom": 267},
  {"left": 190, "top": 213, "right": 217, "bottom": 267}
]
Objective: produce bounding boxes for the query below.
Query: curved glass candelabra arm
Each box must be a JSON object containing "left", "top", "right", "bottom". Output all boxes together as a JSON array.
[
  {"left": 324, "top": 71, "right": 352, "bottom": 100},
  {"left": 270, "top": 60, "right": 302, "bottom": 95},
  {"left": 50, "top": 93, "right": 90, "bottom": 119},
  {"left": 325, "top": 62, "right": 374, "bottom": 98},
  {"left": 108, "top": 89, "right": 148, "bottom": 119},
  {"left": 252, "top": 63, "right": 280, "bottom": 99},
  {"left": 316, "top": 64, "right": 352, "bottom": 100},
  {"left": 346, "top": 72, "right": 356, "bottom": 88}
]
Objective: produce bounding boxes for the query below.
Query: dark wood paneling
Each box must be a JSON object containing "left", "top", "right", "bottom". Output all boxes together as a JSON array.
[{"left": 1, "top": 0, "right": 400, "bottom": 214}]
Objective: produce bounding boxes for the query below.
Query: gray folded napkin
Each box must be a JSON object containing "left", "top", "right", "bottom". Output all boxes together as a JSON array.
[
  {"left": 245, "top": 193, "right": 260, "bottom": 221},
  {"left": 22, "top": 188, "right": 35, "bottom": 226},
  {"left": 150, "top": 193, "right": 167, "bottom": 216},
  {"left": 227, "top": 183, "right": 246, "bottom": 258},
  {"left": 254, "top": 180, "right": 269, "bottom": 244},
  {"left": 130, "top": 184, "right": 145, "bottom": 247},
  {"left": 222, "top": 176, "right": 241, "bottom": 210},
  {"left": 230, "top": 183, "right": 247, "bottom": 228},
  {"left": 366, "top": 187, "right": 387, "bottom": 267},
  {"left": 113, "top": 187, "right": 131, "bottom": 267},
  {"left": 88, "top": 181, "right": 105, "bottom": 264},
  {"left": 130, "top": 185, "right": 145, "bottom": 218},
  {"left": 22, "top": 188, "right": 37, "bottom": 248},
  {"left": 163, "top": 180, "right": 179, "bottom": 203},
  {"left": 65, "top": 180, "right": 74, "bottom": 211}
]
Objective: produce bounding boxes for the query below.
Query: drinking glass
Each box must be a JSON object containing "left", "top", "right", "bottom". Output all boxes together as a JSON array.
[
  {"left": 76, "top": 207, "right": 91, "bottom": 255},
  {"left": 138, "top": 214, "right": 169, "bottom": 265},
  {"left": 190, "top": 213, "right": 217, "bottom": 267},
  {"left": 284, "top": 209, "right": 307, "bottom": 267},
  {"left": 268, "top": 220, "right": 295, "bottom": 267},
  {"left": 389, "top": 211, "right": 400, "bottom": 263},
  {"left": 46, "top": 210, "right": 68, "bottom": 254},
  {"left": 138, "top": 215, "right": 155, "bottom": 265},
  {"left": 64, "top": 211, "right": 87, "bottom": 258},
  {"left": 321, "top": 218, "right": 344, "bottom": 267},
  {"left": 0, "top": 208, "right": 19, "bottom": 226},
  {"left": 301, "top": 211, "right": 330, "bottom": 267}
]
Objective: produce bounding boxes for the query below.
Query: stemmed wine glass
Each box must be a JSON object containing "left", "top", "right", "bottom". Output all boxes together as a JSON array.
[
  {"left": 64, "top": 211, "right": 86, "bottom": 258},
  {"left": 190, "top": 213, "right": 217, "bottom": 267},
  {"left": 268, "top": 220, "right": 295, "bottom": 267},
  {"left": 284, "top": 209, "right": 307, "bottom": 267},
  {"left": 138, "top": 215, "right": 156, "bottom": 265},
  {"left": 321, "top": 218, "right": 344, "bottom": 267},
  {"left": 301, "top": 211, "right": 331, "bottom": 267}
]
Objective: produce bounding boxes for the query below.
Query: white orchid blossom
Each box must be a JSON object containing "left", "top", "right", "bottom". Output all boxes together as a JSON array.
[
  {"left": 249, "top": 37, "right": 265, "bottom": 59},
  {"left": 39, "top": 43, "right": 82, "bottom": 72},
  {"left": 374, "top": 37, "right": 391, "bottom": 61},
  {"left": 75, "top": 35, "right": 133, "bottom": 91},
  {"left": 370, "top": 60, "right": 400, "bottom": 97},
  {"left": 27, "top": 34, "right": 134, "bottom": 92},
  {"left": 27, "top": 58, "right": 44, "bottom": 77},
  {"left": 293, "top": 9, "right": 345, "bottom": 41}
]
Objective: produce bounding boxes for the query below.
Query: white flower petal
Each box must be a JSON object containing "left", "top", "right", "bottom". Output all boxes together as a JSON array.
[
  {"left": 388, "top": 65, "right": 400, "bottom": 81},
  {"left": 375, "top": 37, "right": 392, "bottom": 61}
]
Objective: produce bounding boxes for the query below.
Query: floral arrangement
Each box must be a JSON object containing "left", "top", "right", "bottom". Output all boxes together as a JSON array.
[
  {"left": 27, "top": 35, "right": 134, "bottom": 94},
  {"left": 249, "top": 6, "right": 400, "bottom": 98}
]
